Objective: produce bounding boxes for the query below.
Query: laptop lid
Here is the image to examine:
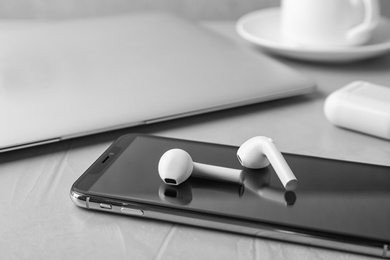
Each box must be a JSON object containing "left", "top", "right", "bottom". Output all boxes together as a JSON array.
[{"left": 0, "top": 12, "right": 315, "bottom": 152}]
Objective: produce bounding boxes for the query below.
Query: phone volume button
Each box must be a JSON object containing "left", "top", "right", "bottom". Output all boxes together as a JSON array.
[
  {"left": 100, "top": 203, "right": 112, "bottom": 209},
  {"left": 120, "top": 207, "right": 144, "bottom": 216}
]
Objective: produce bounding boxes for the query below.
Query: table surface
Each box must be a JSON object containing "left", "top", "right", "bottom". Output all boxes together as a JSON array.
[{"left": 1, "top": 17, "right": 390, "bottom": 260}]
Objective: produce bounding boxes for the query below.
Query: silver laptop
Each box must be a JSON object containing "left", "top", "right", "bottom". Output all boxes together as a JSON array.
[{"left": 0, "top": 12, "right": 315, "bottom": 152}]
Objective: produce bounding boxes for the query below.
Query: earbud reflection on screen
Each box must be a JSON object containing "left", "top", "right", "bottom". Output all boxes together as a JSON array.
[
  {"left": 244, "top": 168, "right": 296, "bottom": 206},
  {"left": 237, "top": 136, "right": 297, "bottom": 191},
  {"left": 158, "top": 183, "right": 193, "bottom": 205},
  {"left": 158, "top": 180, "right": 245, "bottom": 205},
  {"left": 158, "top": 149, "right": 245, "bottom": 186},
  {"left": 259, "top": 187, "right": 296, "bottom": 206}
]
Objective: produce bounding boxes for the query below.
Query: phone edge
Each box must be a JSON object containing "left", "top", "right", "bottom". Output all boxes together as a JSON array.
[{"left": 70, "top": 190, "right": 389, "bottom": 259}]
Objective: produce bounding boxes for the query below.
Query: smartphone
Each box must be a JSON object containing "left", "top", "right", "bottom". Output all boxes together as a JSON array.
[{"left": 70, "top": 133, "right": 390, "bottom": 258}]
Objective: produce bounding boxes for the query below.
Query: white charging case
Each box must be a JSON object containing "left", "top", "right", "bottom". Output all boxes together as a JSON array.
[{"left": 324, "top": 81, "right": 390, "bottom": 140}]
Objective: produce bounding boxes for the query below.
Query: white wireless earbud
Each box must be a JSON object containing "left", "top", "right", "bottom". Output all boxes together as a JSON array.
[
  {"left": 158, "top": 149, "right": 245, "bottom": 186},
  {"left": 237, "top": 136, "right": 298, "bottom": 191}
]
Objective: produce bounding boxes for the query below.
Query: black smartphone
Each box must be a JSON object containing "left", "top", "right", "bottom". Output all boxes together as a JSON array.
[{"left": 70, "top": 133, "right": 390, "bottom": 258}]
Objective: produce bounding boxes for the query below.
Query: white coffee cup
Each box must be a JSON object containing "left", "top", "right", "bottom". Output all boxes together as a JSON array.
[{"left": 281, "top": 0, "right": 380, "bottom": 47}]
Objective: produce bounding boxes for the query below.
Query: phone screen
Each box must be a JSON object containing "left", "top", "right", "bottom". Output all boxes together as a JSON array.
[{"left": 73, "top": 134, "right": 390, "bottom": 245}]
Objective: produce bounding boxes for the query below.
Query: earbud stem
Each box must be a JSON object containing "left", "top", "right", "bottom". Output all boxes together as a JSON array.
[
  {"left": 193, "top": 162, "right": 245, "bottom": 184},
  {"left": 264, "top": 141, "right": 297, "bottom": 191}
]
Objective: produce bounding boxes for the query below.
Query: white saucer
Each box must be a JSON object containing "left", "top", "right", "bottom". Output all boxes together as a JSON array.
[{"left": 236, "top": 8, "right": 390, "bottom": 63}]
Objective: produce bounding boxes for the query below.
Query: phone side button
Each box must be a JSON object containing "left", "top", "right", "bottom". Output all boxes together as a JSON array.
[
  {"left": 100, "top": 203, "right": 112, "bottom": 209},
  {"left": 121, "top": 207, "right": 144, "bottom": 216}
]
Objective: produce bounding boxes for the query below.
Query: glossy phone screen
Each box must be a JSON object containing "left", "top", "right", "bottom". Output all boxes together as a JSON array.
[{"left": 73, "top": 134, "right": 390, "bottom": 245}]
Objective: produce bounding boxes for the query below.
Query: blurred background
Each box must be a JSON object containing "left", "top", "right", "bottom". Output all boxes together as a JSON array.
[{"left": 0, "top": 0, "right": 389, "bottom": 20}]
